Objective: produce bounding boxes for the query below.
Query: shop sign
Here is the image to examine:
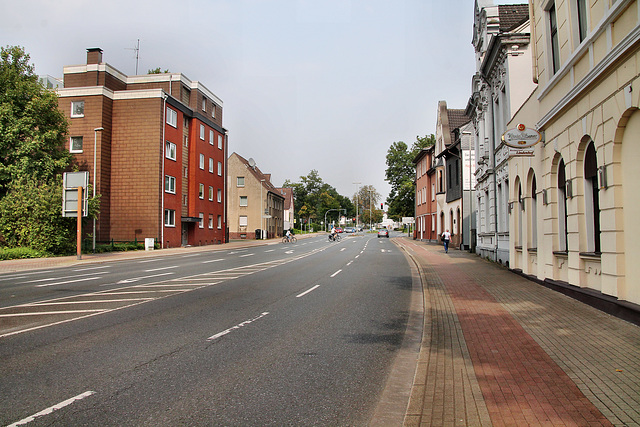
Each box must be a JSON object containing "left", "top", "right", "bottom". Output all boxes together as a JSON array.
[{"left": 502, "top": 124, "right": 543, "bottom": 149}]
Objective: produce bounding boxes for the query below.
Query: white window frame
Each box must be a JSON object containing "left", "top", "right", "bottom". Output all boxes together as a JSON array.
[
  {"left": 166, "top": 141, "right": 177, "bottom": 161},
  {"left": 166, "top": 107, "right": 177, "bottom": 128},
  {"left": 217, "top": 189, "right": 222, "bottom": 203},
  {"left": 164, "top": 209, "right": 176, "bottom": 227},
  {"left": 209, "top": 186, "right": 214, "bottom": 201},
  {"left": 209, "top": 158, "right": 214, "bottom": 173},
  {"left": 208, "top": 214, "right": 214, "bottom": 229},
  {"left": 218, "top": 135, "right": 223, "bottom": 150},
  {"left": 199, "top": 124, "right": 205, "bottom": 140},
  {"left": 217, "top": 215, "right": 222, "bottom": 229},
  {"left": 71, "top": 101, "right": 85, "bottom": 118},
  {"left": 202, "top": 98, "right": 207, "bottom": 112},
  {"left": 209, "top": 130, "right": 214, "bottom": 145},
  {"left": 165, "top": 175, "right": 176, "bottom": 194},
  {"left": 240, "top": 196, "right": 248, "bottom": 207},
  {"left": 199, "top": 154, "right": 205, "bottom": 170},
  {"left": 199, "top": 212, "right": 204, "bottom": 228},
  {"left": 237, "top": 176, "right": 245, "bottom": 187},
  {"left": 199, "top": 183, "right": 205, "bottom": 199},
  {"left": 217, "top": 161, "right": 222, "bottom": 176},
  {"left": 239, "top": 215, "right": 248, "bottom": 227},
  {"left": 70, "top": 136, "right": 83, "bottom": 153}
]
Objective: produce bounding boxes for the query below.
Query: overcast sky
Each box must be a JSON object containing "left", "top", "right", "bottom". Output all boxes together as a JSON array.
[{"left": 1, "top": 0, "right": 516, "bottom": 200}]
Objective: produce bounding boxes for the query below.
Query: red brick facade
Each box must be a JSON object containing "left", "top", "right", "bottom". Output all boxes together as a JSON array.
[{"left": 57, "top": 48, "right": 227, "bottom": 248}]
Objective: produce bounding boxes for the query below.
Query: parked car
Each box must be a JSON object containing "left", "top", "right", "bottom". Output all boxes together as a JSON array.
[
  {"left": 377, "top": 229, "right": 389, "bottom": 238},
  {"left": 344, "top": 227, "right": 355, "bottom": 233}
]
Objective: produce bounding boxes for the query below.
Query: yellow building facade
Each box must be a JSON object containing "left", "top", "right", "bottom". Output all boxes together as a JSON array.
[{"left": 509, "top": 0, "right": 640, "bottom": 310}]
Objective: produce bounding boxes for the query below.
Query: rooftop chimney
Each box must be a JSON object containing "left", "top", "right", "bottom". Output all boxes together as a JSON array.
[{"left": 87, "top": 48, "right": 103, "bottom": 65}]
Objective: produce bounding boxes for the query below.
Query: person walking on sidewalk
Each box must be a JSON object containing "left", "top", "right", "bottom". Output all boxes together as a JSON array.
[{"left": 441, "top": 229, "right": 451, "bottom": 253}]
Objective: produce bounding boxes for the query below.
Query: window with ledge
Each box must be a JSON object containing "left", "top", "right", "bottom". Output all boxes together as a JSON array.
[
  {"left": 70, "top": 136, "right": 83, "bottom": 153},
  {"left": 209, "top": 130, "right": 214, "bottom": 145},
  {"left": 200, "top": 124, "right": 205, "bottom": 140},
  {"left": 239, "top": 215, "right": 248, "bottom": 227},
  {"left": 217, "top": 189, "right": 222, "bottom": 203},
  {"left": 209, "top": 186, "right": 214, "bottom": 201},
  {"left": 199, "top": 213, "right": 204, "bottom": 228},
  {"left": 218, "top": 135, "right": 223, "bottom": 150},
  {"left": 209, "top": 158, "right": 214, "bottom": 173},
  {"left": 208, "top": 214, "right": 214, "bottom": 229},
  {"left": 240, "top": 196, "right": 248, "bottom": 207},
  {"left": 202, "top": 98, "right": 207, "bottom": 112},
  {"left": 166, "top": 107, "right": 177, "bottom": 128},
  {"left": 577, "top": 0, "right": 588, "bottom": 43},
  {"left": 237, "top": 176, "right": 245, "bottom": 187},
  {"left": 218, "top": 162, "right": 222, "bottom": 176},
  {"left": 166, "top": 141, "right": 176, "bottom": 161},
  {"left": 199, "top": 154, "right": 205, "bottom": 170},
  {"left": 217, "top": 215, "right": 222, "bottom": 229},
  {"left": 165, "top": 175, "right": 176, "bottom": 194},
  {"left": 199, "top": 183, "right": 205, "bottom": 199},
  {"left": 71, "top": 101, "right": 84, "bottom": 118},
  {"left": 164, "top": 209, "right": 176, "bottom": 227}
]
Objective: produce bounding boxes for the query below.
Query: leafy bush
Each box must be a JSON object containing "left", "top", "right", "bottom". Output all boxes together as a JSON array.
[{"left": 0, "top": 246, "right": 46, "bottom": 260}]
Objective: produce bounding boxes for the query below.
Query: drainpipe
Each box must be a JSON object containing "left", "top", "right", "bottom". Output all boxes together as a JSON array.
[{"left": 161, "top": 93, "right": 168, "bottom": 248}]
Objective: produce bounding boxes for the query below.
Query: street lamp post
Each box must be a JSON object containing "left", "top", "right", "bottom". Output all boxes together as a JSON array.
[
  {"left": 93, "top": 127, "right": 104, "bottom": 253},
  {"left": 260, "top": 179, "right": 266, "bottom": 239},
  {"left": 369, "top": 188, "right": 373, "bottom": 231},
  {"left": 353, "top": 182, "right": 361, "bottom": 231}
]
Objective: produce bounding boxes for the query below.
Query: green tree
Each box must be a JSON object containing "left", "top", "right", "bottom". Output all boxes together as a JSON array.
[
  {"left": 0, "top": 45, "right": 92, "bottom": 254},
  {"left": 0, "top": 45, "right": 71, "bottom": 198},
  {"left": 384, "top": 134, "right": 435, "bottom": 220},
  {"left": 147, "top": 67, "right": 170, "bottom": 74}
]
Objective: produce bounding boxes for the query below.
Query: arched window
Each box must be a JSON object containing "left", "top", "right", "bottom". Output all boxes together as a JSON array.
[
  {"left": 517, "top": 183, "right": 523, "bottom": 247},
  {"left": 531, "top": 175, "right": 538, "bottom": 249},
  {"left": 584, "top": 141, "right": 601, "bottom": 253},
  {"left": 558, "top": 159, "right": 569, "bottom": 252}
]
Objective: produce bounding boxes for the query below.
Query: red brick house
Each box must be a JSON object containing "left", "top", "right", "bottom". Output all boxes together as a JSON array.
[
  {"left": 413, "top": 145, "right": 438, "bottom": 242},
  {"left": 57, "top": 48, "right": 227, "bottom": 248}
]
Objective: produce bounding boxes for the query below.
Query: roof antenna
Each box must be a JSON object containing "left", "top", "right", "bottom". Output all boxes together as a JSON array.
[{"left": 126, "top": 39, "right": 140, "bottom": 74}]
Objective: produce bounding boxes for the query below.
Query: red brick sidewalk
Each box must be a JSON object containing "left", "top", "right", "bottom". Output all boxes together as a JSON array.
[{"left": 397, "top": 237, "right": 639, "bottom": 427}]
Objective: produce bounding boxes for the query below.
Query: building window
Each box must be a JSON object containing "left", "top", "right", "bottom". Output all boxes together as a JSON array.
[
  {"left": 199, "top": 154, "right": 205, "bottom": 170},
  {"left": 199, "top": 212, "right": 204, "bottom": 228},
  {"left": 165, "top": 175, "right": 176, "bottom": 194},
  {"left": 166, "top": 107, "right": 177, "bottom": 128},
  {"left": 209, "top": 158, "right": 214, "bottom": 173},
  {"left": 577, "top": 0, "right": 588, "bottom": 43},
  {"left": 208, "top": 214, "right": 214, "bottom": 229},
  {"left": 209, "top": 186, "right": 214, "bottom": 201},
  {"left": 558, "top": 158, "right": 569, "bottom": 252},
  {"left": 209, "top": 130, "right": 214, "bottom": 145},
  {"left": 217, "top": 215, "right": 222, "bottom": 229},
  {"left": 217, "top": 188, "right": 222, "bottom": 203},
  {"left": 199, "top": 183, "right": 205, "bottom": 199},
  {"left": 549, "top": 3, "right": 561, "bottom": 74},
  {"left": 166, "top": 141, "right": 176, "bottom": 161},
  {"left": 531, "top": 176, "right": 538, "bottom": 249},
  {"left": 212, "top": 105, "right": 216, "bottom": 119},
  {"left": 164, "top": 209, "right": 176, "bottom": 227},
  {"left": 240, "top": 196, "right": 248, "bottom": 206},
  {"left": 239, "top": 215, "right": 248, "bottom": 227},
  {"left": 70, "top": 136, "right": 83, "bottom": 153},
  {"left": 584, "top": 141, "right": 601, "bottom": 253},
  {"left": 237, "top": 176, "right": 245, "bottom": 187},
  {"left": 202, "top": 98, "right": 207, "bottom": 112},
  {"left": 71, "top": 101, "right": 84, "bottom": 118},
  {"left": 200, "top": 124, "right": 205, "bottom": 140},
  {"left": 218, "top": 135, "right": 223, "bottom": 150},
  {"left": 218, "top": 161, "right": 222, "bottom": 176}
]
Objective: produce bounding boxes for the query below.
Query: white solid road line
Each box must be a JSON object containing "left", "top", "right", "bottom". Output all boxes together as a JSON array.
[
  {"left": 207, "top": 312, "right": 270, "bottom": 341},
  {"left": 144, "top": 265, "right": 179, "bottom": 272},
  {"left": 7, "top": 390, "right": 96, "bottom": 426},
  {"left": 36, "top": 276, "right": 103, "bottom": 288},
  {"left": 296, "top": 285, "right": 320, "bottom": 298}
]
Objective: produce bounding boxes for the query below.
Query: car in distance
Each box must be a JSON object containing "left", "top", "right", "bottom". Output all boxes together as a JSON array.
[
  {"left": 377, "top": 229, "right": 389, "bottom": 238},
  {"left": 336, "top": 227, "right": 343, "bottom": 233},
  {"left": 344, "top": 227, "right": 355, "bottom": 233}
]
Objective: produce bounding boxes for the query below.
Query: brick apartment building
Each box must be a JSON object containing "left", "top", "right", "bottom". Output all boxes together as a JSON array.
[{"left": 57, "top": 48, "right": 227, "bottom": 248}]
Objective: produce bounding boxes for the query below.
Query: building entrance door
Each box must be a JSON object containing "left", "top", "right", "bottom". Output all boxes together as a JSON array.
[{"left": 181, "top": 224, "right": 188, "bottom": 246}]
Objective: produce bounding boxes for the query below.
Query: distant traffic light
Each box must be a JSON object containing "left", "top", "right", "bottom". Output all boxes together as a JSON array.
[{"left": 381, "top": 203, "right": 384, "bottom": 209}]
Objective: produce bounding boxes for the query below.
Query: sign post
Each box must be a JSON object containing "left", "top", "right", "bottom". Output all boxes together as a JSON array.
[{"left": 76, "top": 187, "right": 82, "bottom": 260}]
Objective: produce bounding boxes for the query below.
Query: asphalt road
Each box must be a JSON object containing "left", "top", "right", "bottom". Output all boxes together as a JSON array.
[{"left": 0, "top": 232, "right": 414, "bottom": 426}]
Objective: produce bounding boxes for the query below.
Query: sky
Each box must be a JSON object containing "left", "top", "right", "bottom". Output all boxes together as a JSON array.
[{"left": 0, "top": 0, "right": 516, "bottom": 201}]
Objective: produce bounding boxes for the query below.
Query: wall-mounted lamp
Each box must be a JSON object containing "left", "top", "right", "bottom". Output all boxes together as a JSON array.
[
  {"left": 598, "top": 166, "right": 608, "bottom": 189},
  {"left": 542, "top": 189, "right": 548, "bottom": 205},
  {"left": 566, "top": 180, "right": 573, "bottom": 198}
]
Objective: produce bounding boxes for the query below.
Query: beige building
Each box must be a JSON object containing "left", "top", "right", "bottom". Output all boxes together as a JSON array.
[
  {"left": 508, "top": 0, "right": 640, "bottom": 313},
  {"left": 227, "top": 153, "right": 284, "bottom": 240}
]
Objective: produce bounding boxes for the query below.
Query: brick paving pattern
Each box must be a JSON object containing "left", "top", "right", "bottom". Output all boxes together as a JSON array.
[{"left": 397, "top": 237, "right": 639, "bottom": 427}]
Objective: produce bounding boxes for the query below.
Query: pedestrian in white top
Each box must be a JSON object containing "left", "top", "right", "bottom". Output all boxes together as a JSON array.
[{"left": 441, "top": 229, "right": 451, "bottom": 253}]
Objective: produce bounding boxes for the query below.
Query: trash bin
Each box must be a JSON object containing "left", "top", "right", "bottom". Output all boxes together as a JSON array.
[
  {"left": 255, "top": 229, "right": 261, "bottom": 239},
  {"left": 145, "top": 238, "right": 155, "bottom": 251}
]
